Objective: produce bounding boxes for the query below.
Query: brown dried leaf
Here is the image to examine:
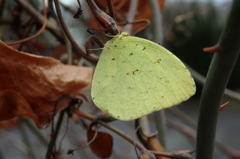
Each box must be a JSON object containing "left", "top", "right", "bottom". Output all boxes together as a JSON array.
[
  {"left": 87, "top": 126, "right": 113, "bottom": 158},
  {"left": 0, "top": 117, "right": 19, "bottom": 130},
  {"left": 0, "top": 90, "right": 41, "bottom": 127},
  {"left": 0, "top": 40, "right": 93, "bottom": 129}
]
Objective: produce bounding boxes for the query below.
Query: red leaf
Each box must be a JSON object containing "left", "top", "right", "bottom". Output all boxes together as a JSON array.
[{"left": 87, "top": 126, "right": 113, "bottom": 158}]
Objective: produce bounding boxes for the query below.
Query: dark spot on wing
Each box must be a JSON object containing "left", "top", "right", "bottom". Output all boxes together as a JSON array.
[
  {"left": 129, "top": 53, "right": 133, "bottom": 56},
  {"left": 154, "top": 59, "right": 161, "bottom": 64},
  {"left": 112, "top": 58, "right": 116, "bottom": 60},
  {"left": 143, "top": 47, "right": 146, "bottom": 50},
  {"left": 133, "top": 69, "right": 139, "bottom": 75},
  {"left": 127, "top": 69, "right": 139, "bottom": 75},
  {"left": 122, "top": 61, "right": 126, "bottom": 63}
]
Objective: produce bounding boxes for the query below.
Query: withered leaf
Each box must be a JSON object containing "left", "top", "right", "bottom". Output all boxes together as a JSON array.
[{"left": 0, "top": 40, "right": 93, "bottom": 129}]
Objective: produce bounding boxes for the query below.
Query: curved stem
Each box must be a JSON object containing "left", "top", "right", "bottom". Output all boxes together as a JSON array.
[
  {"left": 53, "top": 0, "right": 98, "bottom": 63},
  {"left": 72, "top": 108, "right": 146, "bottom": 152},
  {"left": 7, "top": 0, "right": 47, "bottom": 46}
]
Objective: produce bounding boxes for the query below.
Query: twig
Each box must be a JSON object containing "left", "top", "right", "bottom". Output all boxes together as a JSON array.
[
  {"left": 67, "top": 126, "right": 99, "bottom": 154},
  {"left": 72, "top": 108, "right": 146, "bottom": 152},
  {"left": 186, "top": 63, "right": 240, "bottom": 102},
  {"left": 72, "top": 108, "right": 194, "bottom": 158},
  {"left": 8, "top": 0, "right": 47, "bottom": 46},
  {"left": 106, "top": 0, "right": 116, "bottom": 20},
  {"left": 167, "top": 118, "right": 240, "bottom": 158},
  {"left": 123, "top": 0, "right": 138, "bottom": 33},
  {"left": 53, "top": 0, "right": 98, "bottom": 63},
  {"left": 15, "top": 0, "right": 63, "bottom": 44},
  {"left": 168, "top": 107, "right": 197, "bottom": 129},
  {"left": 45, "top": 111, "right": 65, "bottom": 159},
  {"left": 149, "top": 0, "right": 164, "bottom": 43},
  {"left": 18, "top": 19, "right": 35, "bottom": 51},
  {"left": 149, "top": 0, "right": 166, "bottom": 147}
]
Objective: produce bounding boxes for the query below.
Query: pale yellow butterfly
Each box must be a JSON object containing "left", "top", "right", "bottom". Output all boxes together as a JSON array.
[{"left": 91, "top": 32, "right": 196, "bottom": 120}]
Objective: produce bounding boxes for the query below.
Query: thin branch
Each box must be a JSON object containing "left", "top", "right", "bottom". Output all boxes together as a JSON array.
[
  {"left": 106, "top": 0, "right": 116, "bottom": 20},
  {"left": 8, "top": 0, "right": 47, "bottom": 46},
  {"left": 45, "top": 111, "right": 65, "bottom": 159},
  {"left": 53, "top": 0, "right": 98, "bottom": 63},
  {"left": 72, "top": 108, "right": 146, "bottom": 152},
  {"left": 15, "top": 0, "right": 94, "bottom": 65},
  {"left": 167, "top": 119, "right": 240, "bottom": 158},
  {"left": 123, "top": 0, "right": 138, "bottom": 33},
  {"left": 186, "top": 63, "right": 240, "bottom": 102},
  {"left": 15, "top": 0, "right": 63, "bottom": 44},
  {"left": 149, "top": 0, "right": 164, "bottom": 43},
  {"left": 67, "top": 126, "right": 99, "bottom": 154},
  {"left": 72, "top": 108, "right": 193, "bottom": 158}
]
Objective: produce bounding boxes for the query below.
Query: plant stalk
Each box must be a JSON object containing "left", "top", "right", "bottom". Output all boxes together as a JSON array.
[
  {"left": 45, "top": 111, "right": 65, "bottom": 159},
  {"left": 196, "top": 1, "right": 240, "bottom": 159}
]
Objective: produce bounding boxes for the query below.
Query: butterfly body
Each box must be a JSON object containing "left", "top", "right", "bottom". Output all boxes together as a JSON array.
[{"left": 91, "top": 32, "right": 195, "bottom": 120}]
